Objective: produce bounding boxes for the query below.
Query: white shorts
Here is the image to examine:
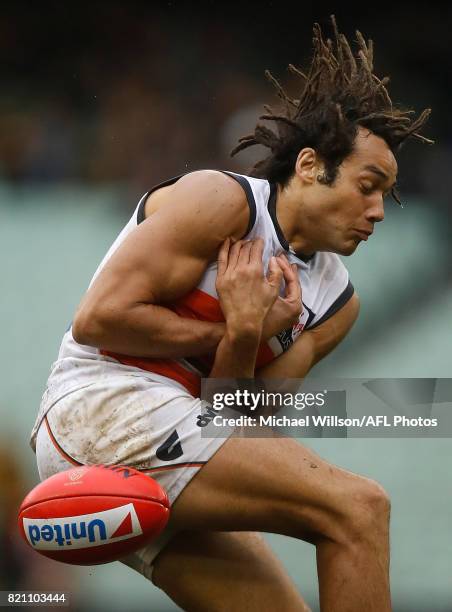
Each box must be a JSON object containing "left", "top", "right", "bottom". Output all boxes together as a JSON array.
[{"left": 34, "top": 374, "right": 228, "bottom": 580}]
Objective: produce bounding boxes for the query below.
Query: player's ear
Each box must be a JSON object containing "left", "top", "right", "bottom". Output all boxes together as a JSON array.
[{"left": 294, "top": 148, "right": 321, "bottom": 185}]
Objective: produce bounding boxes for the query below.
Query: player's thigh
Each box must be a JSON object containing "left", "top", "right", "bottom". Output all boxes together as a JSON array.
[
  {"left": 152, "top": 530, "right": 309, "bottom": 612},
  {"left": 168, "top": 435, "right": 383, "bottom": 542}
]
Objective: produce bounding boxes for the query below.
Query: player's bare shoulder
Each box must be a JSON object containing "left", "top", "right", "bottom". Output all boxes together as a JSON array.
[
  {"left": 144, "top": 170, "right": 251, "bottom": 244},
  {"left": 73, "top": 170, "right": 253, "bottom": 328}
]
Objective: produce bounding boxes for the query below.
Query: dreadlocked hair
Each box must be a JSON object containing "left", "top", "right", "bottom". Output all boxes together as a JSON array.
[{"left": 231, "top": 16, "right": 433, "bottom": 203}]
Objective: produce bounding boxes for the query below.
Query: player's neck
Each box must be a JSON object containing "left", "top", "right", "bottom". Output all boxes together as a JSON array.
[{"left": 275, "top": 184, "right": 318, "bottom": 257}]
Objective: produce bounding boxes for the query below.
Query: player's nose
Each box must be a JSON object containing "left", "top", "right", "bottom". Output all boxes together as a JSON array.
[{"left": 366, "top": 196, "right": 385, "bottom": 223}]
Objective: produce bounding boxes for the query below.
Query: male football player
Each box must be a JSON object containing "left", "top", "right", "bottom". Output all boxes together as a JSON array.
[{"left": 31, "top": 18, "right": 431, "bottom": 611}]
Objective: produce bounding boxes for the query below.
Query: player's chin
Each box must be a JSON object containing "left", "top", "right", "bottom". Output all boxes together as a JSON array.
[{"left": 336, "top": 239, "right": 361, "bottom": 256}]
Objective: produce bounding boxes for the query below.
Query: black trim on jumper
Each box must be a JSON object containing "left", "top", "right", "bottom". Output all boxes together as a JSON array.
[
  {"left": 137, "top": 174, "right": 186, "bottom": 224},
  {"left": 220, "top": 171, "right": 257, "bottom": 237},
  {"left": 137, "top": 171, "right": 256, "bottom": 237},
  {"left": 267, "top": 183, "right": 315, "bottom": 264},
  {"left": 303, "top": 302, "right": 316, "bottom": 328},
  {"left": 268, "top": 182, "right": 288, "bottom": 249},
  {"left": 307, "top": 280, "right": 355, "bottom": 329}
]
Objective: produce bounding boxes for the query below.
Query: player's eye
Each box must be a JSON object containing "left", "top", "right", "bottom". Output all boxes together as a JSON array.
[{"left": 359, "top": 183, "right": 374, "bottom": 195}]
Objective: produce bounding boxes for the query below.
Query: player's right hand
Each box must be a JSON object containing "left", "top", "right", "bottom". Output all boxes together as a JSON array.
[{"left": 216, "top": 238, "right": 282, "bottom": 336}]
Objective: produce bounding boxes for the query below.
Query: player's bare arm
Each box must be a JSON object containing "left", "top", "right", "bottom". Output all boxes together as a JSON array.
[
  {"left": 72, "top": 169, "right": 298, "bottom": 359},
  {"left": 72, "top": 170, "right": 249, "bottom": 358}
]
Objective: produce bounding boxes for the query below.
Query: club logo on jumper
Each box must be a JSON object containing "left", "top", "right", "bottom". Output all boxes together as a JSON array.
[
  {"left": 277, "top": 305, "right": 313, "bottom": 351},
  {"left": 23, "top": 503, "right": 142, "bottom": 550},
  {"left": 277, "top": 327, "right": 296, "bottom": 352},
  {"left": 292, "top": 321, "right": 305, "bottom": 338},
  {"left": 156, "top": 430, "right": 183, "bottom": 461}
]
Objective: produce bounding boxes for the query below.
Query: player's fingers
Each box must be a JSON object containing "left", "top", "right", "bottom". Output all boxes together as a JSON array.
[
  {"left": 278, "top": 252, "right": 289, "bottom": 263},
  {"left": 249, "top": 238, "right": 264, "bottom": 267},
  {"left": 227, "top": 239, "right": 245, "bottom": 269},
  {"left": 266, "top": 256, "right": 284, "bottom": 292},
  {"left": 237, "top": 240, "right": 253, "bottom": 266},
  {"left": 276, "top": 256, "right": 299, "bottom": 293},
  {"left": 217, "top": 237, "right": 231, "bottom": 276},
  {"left": 280, "top": 260, "right": 302, "bottom": 300},
  {"left": 276, "top": 253, "right": 292, "bottom": 275}
]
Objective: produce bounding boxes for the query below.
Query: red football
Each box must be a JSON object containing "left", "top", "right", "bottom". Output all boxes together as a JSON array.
[{"left": 18, "top": 465, "right": 170, "bottom": 565}]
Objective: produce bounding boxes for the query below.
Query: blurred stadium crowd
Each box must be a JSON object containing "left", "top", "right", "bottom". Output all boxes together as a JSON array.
[{"left": 0, "top": 2, "right": 450, "bottom": 203}]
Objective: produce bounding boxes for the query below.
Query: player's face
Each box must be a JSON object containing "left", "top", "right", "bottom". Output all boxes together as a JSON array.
[{"left": 309, "top": 128, "right": 398, "bottom": 256}]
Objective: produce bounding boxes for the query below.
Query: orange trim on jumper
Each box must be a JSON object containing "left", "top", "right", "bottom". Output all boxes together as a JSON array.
[
  {"left": 100, "top": 351, "right": 201, "bottom": 397},
  {"left": 172, "top": 288, "right": 225, "bottom": 322},
  {"left": 44, "top": 416, "right": 82, "bottom": 466},
  {"left": 102, "top": 343, "right": 274, "bottom": 396},
  {"left": 143, "top": 462, "right": 206, "bottom": 473},
  {"left": 101, "top": 287, "right": 276, "bottom": 393},
  {"left": 170, "top": 288, "right": 277, "bottom": 369},
  {"left": 184, "top": 339, "right": 275, "bottom": 375}
]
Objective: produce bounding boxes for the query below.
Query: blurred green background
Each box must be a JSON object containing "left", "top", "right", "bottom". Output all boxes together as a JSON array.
[{"left": 1, "top": 2, "right": 451, "bottom": 611}]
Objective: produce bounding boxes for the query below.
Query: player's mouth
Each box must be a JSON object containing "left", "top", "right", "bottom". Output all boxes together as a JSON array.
[{"left": 352, "top": 228, "right": 373, "bottom": 241}]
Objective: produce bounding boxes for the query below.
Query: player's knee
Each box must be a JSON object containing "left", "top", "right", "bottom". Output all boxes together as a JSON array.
[
  {"left": 284, "top": 474, "right": 391, "bottom": 546},
  {"left": 338, "top": 477, "right": 391, "bottom": 545}
]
